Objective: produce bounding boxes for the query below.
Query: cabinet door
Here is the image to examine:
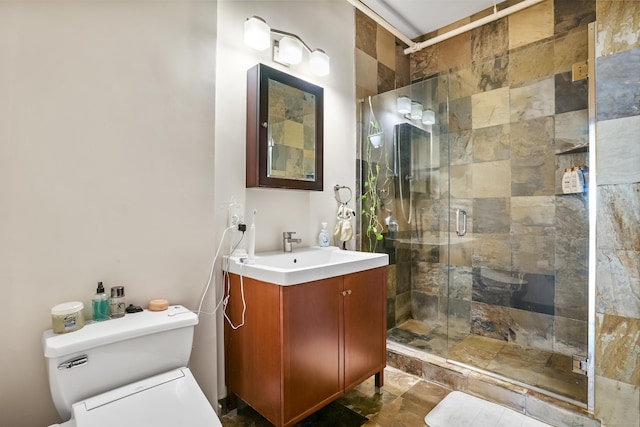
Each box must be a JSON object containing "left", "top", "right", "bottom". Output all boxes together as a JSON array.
[
  {"left": 343, "top": 267, "right": 387, "bottom": 390},
  {"left": 282, "top": 277, "right": 343, "bottom": 425},
  {"left": 225, "top": 275, "right": 282, "bottom": 426}
]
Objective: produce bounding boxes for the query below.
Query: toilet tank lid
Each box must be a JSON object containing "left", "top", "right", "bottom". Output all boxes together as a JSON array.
[{"left": 43, "top": 305, "right": 198, "bottom": 358}]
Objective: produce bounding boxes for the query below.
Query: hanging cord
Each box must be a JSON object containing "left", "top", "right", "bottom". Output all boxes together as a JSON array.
[
  {"left": 222, "top": 258, "right": 246, "bottom": 330},
  {"left": 195, "top": 225, "right": 244, "bottom": 316}
]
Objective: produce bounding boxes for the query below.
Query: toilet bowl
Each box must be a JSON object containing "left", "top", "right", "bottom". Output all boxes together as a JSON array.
[{"left": 43, "top": 305, "right": 222, "bottom": 427}]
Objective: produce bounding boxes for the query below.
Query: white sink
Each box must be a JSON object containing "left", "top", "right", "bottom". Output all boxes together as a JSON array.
[{"left": 224, "top": 246, "right": 389, "bottom": 286}]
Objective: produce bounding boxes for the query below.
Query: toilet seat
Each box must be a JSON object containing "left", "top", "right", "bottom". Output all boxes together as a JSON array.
[{"left": 56, "top": 368, "right": 221, "bottom": 427}]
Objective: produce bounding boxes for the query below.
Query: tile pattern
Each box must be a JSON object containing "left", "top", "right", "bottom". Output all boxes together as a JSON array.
[
  {"left": 596, "top": 48, "right": 640, "bottom": 121},
  {"left": 508, "top": 0, "right": 554, "bottom": 50},
  {"left": 356, "top": 2, "right": 640, "bottom": 426},
  {"left": 397, "top": 5, "right": 594, "bottom": 369},
  {"left": 388, "top": 320, "right": 588, "bottom": 404},
  {"left": 593, "top": 3, "right": 640, "bottom": 427},
  {"left": 354, "top": 9, "right": 410, "bottom": 100},
  {"left": 471, "top": 18, "right": 509, "bottom": 62},
  {"left": 596, "top": 0, "right": 640, "bottom": 57},
  {"left": 595, "top": 313, "right": 640, "bottom": 385},
  {"left": 219, "top": 367, "right": 450, "bottom": 427},
  {"left": 554, "top": 0, "right": 596, "bottom": 35},
  {"left": 596, "top": 116, "right": 640, "bottom": 185}
]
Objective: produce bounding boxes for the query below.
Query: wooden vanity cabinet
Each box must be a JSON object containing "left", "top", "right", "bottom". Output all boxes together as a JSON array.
[{"left": 224, "top": 267, "right": 386, "bottom": 427}]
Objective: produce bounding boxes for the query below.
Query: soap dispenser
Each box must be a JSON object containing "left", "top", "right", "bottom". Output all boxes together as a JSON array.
[
  {"left": 318, "top": 222, "right": 331, "bottom": 247},
  {"left": 92, "top": 282, "right": 109, "bottom": 321}
]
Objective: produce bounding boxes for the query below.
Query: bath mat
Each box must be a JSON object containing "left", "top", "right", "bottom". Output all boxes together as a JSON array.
[{"left": 425, "top": 391, "right": 551, "bottom": 427}]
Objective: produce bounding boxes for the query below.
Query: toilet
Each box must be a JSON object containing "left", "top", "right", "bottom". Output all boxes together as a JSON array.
[{"left": 42, "top": 305, "right": 222, "bottom": 427}]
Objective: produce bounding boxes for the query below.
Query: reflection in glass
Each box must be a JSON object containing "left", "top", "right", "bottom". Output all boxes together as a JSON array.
[{"left": 266, "top": 79, "right": 316, "bottom": 181}]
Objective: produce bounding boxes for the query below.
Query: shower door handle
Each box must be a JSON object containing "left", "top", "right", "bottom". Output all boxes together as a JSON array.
[{"left": 456, "top": 209, "right": 467, "bottom": 236}]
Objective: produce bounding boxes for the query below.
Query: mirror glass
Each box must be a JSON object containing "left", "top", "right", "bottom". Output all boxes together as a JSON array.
[
  {"left": 266, "top": 80, "right": 316, "bottom": 181},
  {"left": 246, "top": 64, "right": 323, "bottom": 191}
]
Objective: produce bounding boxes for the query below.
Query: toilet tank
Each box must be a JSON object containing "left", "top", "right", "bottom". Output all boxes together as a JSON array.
[{"left": 42, "top": 305, "right": 198, "bottom": 421}]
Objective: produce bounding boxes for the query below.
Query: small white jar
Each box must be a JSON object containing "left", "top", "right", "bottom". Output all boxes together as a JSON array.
[{"left": 51, "top": 301, "right": 85, "bottom": 334}]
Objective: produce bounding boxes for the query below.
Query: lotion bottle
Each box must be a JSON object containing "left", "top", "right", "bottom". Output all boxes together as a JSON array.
[
  {"left": 109, "top": 286, "right": 126, "bottom": 318},
  {"left": 92, "top": 282, "right": 109, "bottom": 321}
]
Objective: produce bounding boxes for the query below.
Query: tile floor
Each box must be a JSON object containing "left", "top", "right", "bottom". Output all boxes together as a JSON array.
[
  {"left": 221, "top": 320, "right": 588, "bottom": 426},
  {"left": 220, "top": 367, "right": 450, "bottom": 427},
  {"left": 388, "top": 319, "right": 587, "bottom": 404}
]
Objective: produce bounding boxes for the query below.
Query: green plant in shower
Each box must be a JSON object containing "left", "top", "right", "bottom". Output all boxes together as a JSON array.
[{"left": 362, "top": 97, "right": 391, "bottom": 252}]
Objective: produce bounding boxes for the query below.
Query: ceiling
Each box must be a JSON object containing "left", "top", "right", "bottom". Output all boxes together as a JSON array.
[{"left": 359, "top": 0, "right": 508, "bottom": 40}]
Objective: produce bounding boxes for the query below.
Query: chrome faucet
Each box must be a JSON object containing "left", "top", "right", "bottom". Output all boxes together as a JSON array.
[{"left": 282, "top": 231, "right": 302, "bottom": 252}]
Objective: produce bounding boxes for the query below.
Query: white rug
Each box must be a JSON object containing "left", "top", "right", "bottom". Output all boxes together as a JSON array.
[{"left": 425, "top": 391, "right": 551, "bottom": 427}]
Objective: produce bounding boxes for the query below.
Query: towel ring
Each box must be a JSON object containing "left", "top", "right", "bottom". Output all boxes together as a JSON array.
[{"left": 333, "top": 185, "right": 352, "bottom": 205}]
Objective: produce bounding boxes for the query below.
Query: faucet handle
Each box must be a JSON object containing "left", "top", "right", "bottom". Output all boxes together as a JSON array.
[{"left": 283, "top": 231, "right": 296, "bottom": 238}]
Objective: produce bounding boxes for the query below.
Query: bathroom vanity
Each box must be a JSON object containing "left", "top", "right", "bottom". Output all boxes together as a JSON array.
[{"left": 224, "top": 249, "right": 387, "bottom": 427}]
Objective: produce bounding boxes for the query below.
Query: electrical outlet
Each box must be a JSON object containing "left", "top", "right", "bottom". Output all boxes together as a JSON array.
[{"left": 228, "top": 202, "right": 244, "bottom": 227}]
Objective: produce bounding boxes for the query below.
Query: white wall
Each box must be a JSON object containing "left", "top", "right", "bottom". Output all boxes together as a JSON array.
[
  {"left": 0, "top": 0, "right": 355, "bottom": 425},
  {"left": 214, "top": 0, "right": 356, "bottom": 252},
  {"left": 213, "top": 0, "right": 356, "bottom": 396},
  {"left": 0, "top": 1, "right": 217, "bottom": 425}
]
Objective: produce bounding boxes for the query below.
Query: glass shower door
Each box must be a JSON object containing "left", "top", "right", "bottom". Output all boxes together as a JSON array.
[
  {"left": 360, "top": 75, "right": 451, "bottom": 358},
  {"left": 444, "top": 50, "right": 589, "bottom": 404},
  {"left": 364, "top": 36, "right": 590, "bottom": 404}
]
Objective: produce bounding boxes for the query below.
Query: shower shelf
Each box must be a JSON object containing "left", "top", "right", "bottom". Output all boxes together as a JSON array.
[
  {"left": 555, "top": 191, "right": 587, "bottom": 196},
  {"left": 555, "top": 144, "right": 589, "bottom": 155}
]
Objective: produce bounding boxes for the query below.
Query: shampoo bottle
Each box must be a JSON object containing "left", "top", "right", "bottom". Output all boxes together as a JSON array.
[
  {"left": 573, "top": 166, "right": 585, "bottom": 193},
  {"left": 562, "top": 168, "right": 572, "bottom": 194},
  {"left": 92, "top": 282, "right": 109, "bottom": 321},
  {"left": 318, "top": 222, "right": 330, "bottom": 247}
]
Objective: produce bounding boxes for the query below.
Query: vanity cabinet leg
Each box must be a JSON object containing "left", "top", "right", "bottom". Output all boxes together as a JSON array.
[
  {"left": 227, "top": 392, "right": 238, "bottom": 411},
  {"left": 374, "top": 370, "right": 384, "bottom": 393}
]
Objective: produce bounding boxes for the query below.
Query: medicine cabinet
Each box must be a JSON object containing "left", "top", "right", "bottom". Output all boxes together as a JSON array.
[{"left": 246, "top": 63, "right": 324, "bottom": 191}]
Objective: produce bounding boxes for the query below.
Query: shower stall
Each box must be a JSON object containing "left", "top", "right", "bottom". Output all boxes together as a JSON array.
[{"left": 359, "top": 29, "right": 593, "bottom": 408}]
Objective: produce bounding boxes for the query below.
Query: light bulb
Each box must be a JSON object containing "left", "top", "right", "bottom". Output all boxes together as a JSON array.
[
  {"left": 278, "top": 36, "right": 303, "bottom": 65},
  {"left": 397, "top": 96, "right": 411, "bottom": 115},
  {"left": 421, "top": 109, "right": 436, "bottom": 125},
  {"left": 244, "top": 16, "right": 271, "bottom": 51},
  {"left": 410, "top": 102, "right": 423, "bottom": 120},
  {"left": 309, "top": 49, "right": 330, "bottom": 76}
]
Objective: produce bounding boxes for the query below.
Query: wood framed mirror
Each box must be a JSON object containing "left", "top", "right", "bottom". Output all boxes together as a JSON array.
[{"left": 246, "top": 63, "right": 324, "bottom": 190}]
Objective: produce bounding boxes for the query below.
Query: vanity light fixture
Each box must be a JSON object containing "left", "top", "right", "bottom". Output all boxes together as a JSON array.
[
  {"left": 244, "top": 16, "right": 330, "bottom": 77},
  {"left": 397, "top": 96, "right": 436, "bottom": 125}
]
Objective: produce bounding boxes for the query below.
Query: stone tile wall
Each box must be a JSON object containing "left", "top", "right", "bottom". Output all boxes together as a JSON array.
[
  {"left": 356, "top": 2, "right": 639, "bottom": 423},
  {"left": 593, "top": 2, "right": 640, "bottom": 426},
  {"left": 355, "top": 9, "right": 410, "bottom": 256},
  {"left": 407, "top": 1, "right": 593, "bottom": 361},
  {"left": 354, "top": 10, "right": 409, "bottom": 101}
]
